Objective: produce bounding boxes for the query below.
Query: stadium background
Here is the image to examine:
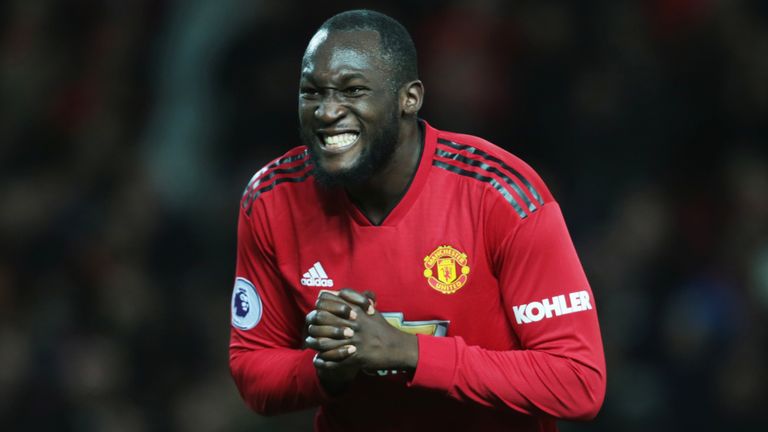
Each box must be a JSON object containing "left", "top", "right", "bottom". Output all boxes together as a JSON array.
[{"left": 1, "top": 0, "right": 766, "bottom": 431}]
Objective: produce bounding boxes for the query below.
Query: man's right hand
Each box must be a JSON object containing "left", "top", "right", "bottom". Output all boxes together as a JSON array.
[{"left": 304, "top": 290, "right": 375, "bottom": 394}]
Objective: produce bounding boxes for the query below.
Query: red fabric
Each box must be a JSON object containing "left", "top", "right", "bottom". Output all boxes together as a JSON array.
[{"left": 229, "top": 121, "right": 605, "bottom": 431}]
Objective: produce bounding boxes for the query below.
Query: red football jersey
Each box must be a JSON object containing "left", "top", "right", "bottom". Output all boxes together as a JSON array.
[{"left": 229, "top": 121, "right": 606, "bottom": 431}]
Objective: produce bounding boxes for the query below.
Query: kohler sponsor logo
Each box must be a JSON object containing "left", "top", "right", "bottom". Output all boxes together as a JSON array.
[{"left": 512, "top": 291, "right": 592, "bottom": 324}]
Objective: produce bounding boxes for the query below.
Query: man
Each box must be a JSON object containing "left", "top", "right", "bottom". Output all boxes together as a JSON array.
[{"left": 229, "top": 9, "right": 605, "bottom": 431}]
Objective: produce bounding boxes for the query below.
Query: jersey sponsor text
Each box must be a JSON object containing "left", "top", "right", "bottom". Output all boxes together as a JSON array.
[{"left": 512, "top": 290, "right": 592, "bottom": 324}]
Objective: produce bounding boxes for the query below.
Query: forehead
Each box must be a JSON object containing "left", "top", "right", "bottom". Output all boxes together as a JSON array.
[{"left": 301, "top": 29, "right": 387, "bottom": 81}]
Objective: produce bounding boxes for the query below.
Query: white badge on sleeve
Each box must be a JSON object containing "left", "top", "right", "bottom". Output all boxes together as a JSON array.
[{"left": 231, "top": 277, "right": 262, "bottom": 330}]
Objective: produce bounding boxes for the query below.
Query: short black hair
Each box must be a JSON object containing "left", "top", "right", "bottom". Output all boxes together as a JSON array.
[{"left": 317, "top": 9, "right": 418, "bottom": 90}]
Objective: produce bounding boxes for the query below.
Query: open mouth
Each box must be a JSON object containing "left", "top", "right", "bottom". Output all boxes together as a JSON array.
[{"left": 319, "top": 132, "right": 360, "bottom": 154}]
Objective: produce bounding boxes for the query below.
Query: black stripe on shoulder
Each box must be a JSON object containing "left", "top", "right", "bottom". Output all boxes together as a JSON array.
[
  {"left": 435, "top": 148, "right": 537, "bottom": 213},
  {"left": 437, "top": 138, "right": 544, "bottom": 206},
  {"left": 242, "top": 157, "right": 312, "bottom": 215},
  {"left": 269, "top": 150, "right": 309, "bottom": 169},
  {"left": 247, "top": 163, "right": 310, "bottom": 193},
  {"left": 244, "top": 150, "right": 309, "bottom": 193},
  {"left": 432, "top": 160, "right": 527, "bottom": 219},
  {"left": 246, "top": 170, "right": 312, "bottom": 205}
]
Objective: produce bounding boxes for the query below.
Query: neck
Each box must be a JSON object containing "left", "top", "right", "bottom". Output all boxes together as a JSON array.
[{"left": 346, "top": 119, "right": 423, "bottom": 225}]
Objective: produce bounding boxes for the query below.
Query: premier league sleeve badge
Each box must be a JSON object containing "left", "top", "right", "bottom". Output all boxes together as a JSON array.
[{"left": 231, "top": 277, "right": 263, "bottom": 330}]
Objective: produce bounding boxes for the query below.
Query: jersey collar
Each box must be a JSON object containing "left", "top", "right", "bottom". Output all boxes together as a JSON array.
[{"left": 345, "top": 119, "right": 436, "bottom": 227}]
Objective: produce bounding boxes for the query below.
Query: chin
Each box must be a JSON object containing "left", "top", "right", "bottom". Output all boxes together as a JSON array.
[{"left": 312, "top": 158, "right": 371, "bottom": 189}]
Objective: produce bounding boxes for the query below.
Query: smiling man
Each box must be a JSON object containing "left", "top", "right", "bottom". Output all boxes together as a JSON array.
[
  {"left": 298, "top": 20, "right": 423, "bottom": 223},
  {"left": 230, "top": 9, "right": 606, "bottom": 432}
]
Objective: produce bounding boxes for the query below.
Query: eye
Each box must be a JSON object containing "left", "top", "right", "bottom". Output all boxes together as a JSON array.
[
  {"left": 343, "top": 86, "right": 367, "bottom": 97},
  {"left": 300, "top": 87, "right": 319, "bottom": 98}
]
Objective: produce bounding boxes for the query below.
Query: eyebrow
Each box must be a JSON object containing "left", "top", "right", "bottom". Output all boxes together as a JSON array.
[
  {"left": 300, "top": 70, "right": 369, "bottom": 82},
  {"left": 338, "top": 72, "right": 367, "bottom": 81}
]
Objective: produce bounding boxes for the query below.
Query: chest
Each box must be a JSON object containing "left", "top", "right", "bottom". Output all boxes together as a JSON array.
[{"left": 272, "top": 189, "right": 517, "bottom": 349}]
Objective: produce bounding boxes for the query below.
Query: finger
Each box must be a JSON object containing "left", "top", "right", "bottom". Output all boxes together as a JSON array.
[
  {"left": 304, "top": 309, "right": 318, "bottom": 325},
  {"left": 338, "top": 289, "right": 374, "bottom": 314},
  {"left": 312, "top": 353, "right": 344, "bottom": 370},
  {"left": 313, "top": 356, "right": 343, "bottom": 370},
  {"left": 307, "top": 310, "right": 357, "bottom": 329},
  {"left": 317, "top": 289, "right": 340, "bottom": 297},
  {"left": 362, "top": 290, "right": 377, "bottom": 303},
  {"left": 361, "top": 290, "right": 377, "bottom": 315},
  {"left": 315, "top": 298, "right": 357, "bottom": 320},
  {"left": 307, "top": 324, "right": 355, "bottom": 339},
  {"left": 313, "top": 352, "right": 337, "bottom": 369},
  {"left": 317, "top": 291, "right": 343, "bottom": 303},
  {"left": 305, "top": 336, "right": 354, "bottom": 352},
  {"left": 317, "top": 345, "right": 356, "bottom": 362}
]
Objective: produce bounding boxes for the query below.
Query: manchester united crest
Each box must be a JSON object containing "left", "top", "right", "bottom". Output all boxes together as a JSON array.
[{"left": 423, "top": 245, "right": 470, "bottom": 294}]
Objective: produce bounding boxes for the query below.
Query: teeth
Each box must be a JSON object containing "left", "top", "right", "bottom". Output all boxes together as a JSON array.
[{"left": 323, "top": 132, "right": 358, "bottom": 148}]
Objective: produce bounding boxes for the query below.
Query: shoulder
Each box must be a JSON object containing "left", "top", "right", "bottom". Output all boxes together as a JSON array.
[
  {"left": 240, "top": 146, "right": 314, "bottom": 217},
  {"left": 431, "top": 127, "right": 554, "bottom": 221}
]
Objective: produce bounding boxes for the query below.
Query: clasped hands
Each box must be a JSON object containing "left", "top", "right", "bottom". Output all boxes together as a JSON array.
[{"left": 304, "top": 288, "right": 418, "bottom": 393}]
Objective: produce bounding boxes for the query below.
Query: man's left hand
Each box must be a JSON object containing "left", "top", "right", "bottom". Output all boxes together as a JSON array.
[{"left": 306, "top": 288, "right": 419, "bottom": 372}]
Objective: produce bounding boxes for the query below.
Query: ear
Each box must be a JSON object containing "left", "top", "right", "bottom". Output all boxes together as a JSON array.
[{"left": 400, "top": 80, "right": 424, "bottom": 116}]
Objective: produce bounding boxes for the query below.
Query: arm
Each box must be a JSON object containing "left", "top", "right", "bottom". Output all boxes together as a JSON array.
[
  {"left": 229, "top": 203, "right": 328, "bottom": 415},
  {"left": 409, "top": 202, "right": 606, "bottom": 420},
  {"left": 306, "top": 204, "right": 605, "bottom": 419}
]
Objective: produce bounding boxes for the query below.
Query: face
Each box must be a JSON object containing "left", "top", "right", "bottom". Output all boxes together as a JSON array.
[{"left": 298, "top": 29, "right": 401, "bottom": 188}]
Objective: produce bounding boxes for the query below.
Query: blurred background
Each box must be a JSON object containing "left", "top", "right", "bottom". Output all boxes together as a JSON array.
[{"left": 1, "top": 0, "right": 766, "bottom": 431}]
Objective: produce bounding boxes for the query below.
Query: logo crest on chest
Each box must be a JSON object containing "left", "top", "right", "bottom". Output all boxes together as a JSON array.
[{"left": 423, "top": 245, "right": 470, "bottom": 294}]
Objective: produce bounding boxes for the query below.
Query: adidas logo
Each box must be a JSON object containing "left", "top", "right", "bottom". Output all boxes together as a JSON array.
[{"left": 300, "top": 262, "right": 334, "bottom": 287}]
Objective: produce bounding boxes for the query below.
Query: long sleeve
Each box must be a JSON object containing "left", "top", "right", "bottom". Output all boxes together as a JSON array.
[
  {"left": 409, "top": 202, "right": 606, "bottom": 420},
  {"left": 228, "top": 198, "right": 328, "bottom": 415}
]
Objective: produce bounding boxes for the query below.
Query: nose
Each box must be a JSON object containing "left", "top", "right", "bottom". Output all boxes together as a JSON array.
[{"left": 314, "top": 95, "right": 346, "bottom": 123}]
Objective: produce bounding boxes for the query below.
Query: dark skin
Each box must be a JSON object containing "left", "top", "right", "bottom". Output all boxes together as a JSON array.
[
  {"left": 305, "top": 290, "right": 419, "bottom": 393},
  {"left": 298, "top": 29, "right": 424, "bottom": 224},
  {"left": 298, "top": 29, "right": 424, "bottom": 393}
]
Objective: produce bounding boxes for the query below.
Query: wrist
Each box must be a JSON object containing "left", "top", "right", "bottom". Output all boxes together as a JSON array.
[
  {"left": 317, "top": 369, "right": 356, "bottom": 396},
  {"left": 398, "top": 333, "right": 419, "bottom": 369}
]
